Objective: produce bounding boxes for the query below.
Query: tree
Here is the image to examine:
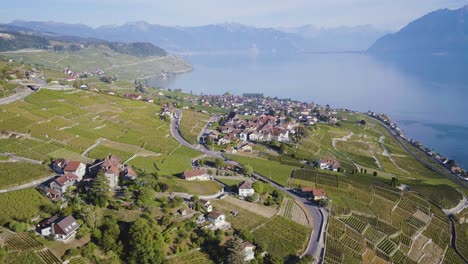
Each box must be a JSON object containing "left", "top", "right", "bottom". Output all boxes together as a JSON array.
[
  {"left": 225, "top": 237, "right": 244, "bottom": 264},
  {"left": 243, "top": 165, "right": 253, "bottom": 177},
  {"left": 127, "top": 217, "right": 165, "bottom": 264},
  {"left": 198, "top": 159, "right": 205, "bottom": 167},
  {"left": 136, "top": 187, "right": 155, "bottom": 206},
  {"left": 214, "top": 158, "right": 223, "bottom": 169},
  {"left": 92, "top": 174, "right": 111, "bottom": 207},
  {"left": 98, "top": 216, "right": 122, "bottom": 254},
  {"left": 279, "top": 143, "right": 287, "bottom": 154},
  {"left": 252, "top": 182, "right": 264, "bottom": 194}
]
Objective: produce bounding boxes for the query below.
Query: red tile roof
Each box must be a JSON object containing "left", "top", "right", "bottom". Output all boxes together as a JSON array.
[
  {"left": 183, "top": 169, "right": 206, "bottom": 179},
  {"left": 55, "top": 173, "right": 78, "bottom": 186},
  {"left": 64, "top": 161, "right": 81, "bottom": 172},
  {"left": 301, "top": 187, "right": 326, "bottom": 197},
  {"left": 106, "top": 165, "right": 120, "bottom": 176}
]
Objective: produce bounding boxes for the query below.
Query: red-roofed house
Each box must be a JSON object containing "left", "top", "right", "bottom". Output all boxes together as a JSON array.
[
  {"left": 182, "top": 169, "right": 210, "bottom": 181},
  {"left": 121, "top": 166, "right": 137, "bottom": 180},
  {"left": 50, "top": 173, "right": 78, "bottom": 195},
  {"left": 301, "top": 187, "right": 327, "bottom": 201},
  {"left": 63, "top": 160, "right": 86, "bottom": 181}
]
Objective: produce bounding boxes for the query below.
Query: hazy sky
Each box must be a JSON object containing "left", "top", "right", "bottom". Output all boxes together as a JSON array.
[{"left": 1, "top": 0, "right": 468, "bottom": 29}]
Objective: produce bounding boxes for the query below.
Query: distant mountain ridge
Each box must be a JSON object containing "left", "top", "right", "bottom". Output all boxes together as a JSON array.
[
  {"left": 369, "top": 5, "right": 468, "bottom": 54},
  {"left": 9, "top": 20, "right": 388, "bottom": 53},
  {"left": 0, "top": 24, "right": 167, "bottom": 57}
]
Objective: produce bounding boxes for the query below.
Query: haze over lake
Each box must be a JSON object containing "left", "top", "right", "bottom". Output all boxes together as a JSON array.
[{"left": 149, "top": 53, "right": 468, "bottom": 168}]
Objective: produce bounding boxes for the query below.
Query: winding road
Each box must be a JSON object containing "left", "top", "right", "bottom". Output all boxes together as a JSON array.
[{"left": 171, "top": 109, "right": 327, "bottom": 262}]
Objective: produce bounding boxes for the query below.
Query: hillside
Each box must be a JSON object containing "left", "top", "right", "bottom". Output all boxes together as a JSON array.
[
  {"left": 1, "top": 45, "right": 190, "bottom": 80},
  {"left": 369, "top": 5, "right": 468, "bottom": 54},
  {"left": 0, "top": 30, "right": 49, "bottom": 51}
]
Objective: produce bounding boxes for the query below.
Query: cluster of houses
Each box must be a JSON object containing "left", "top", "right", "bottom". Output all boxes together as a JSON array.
[
  {"left": 368, "top": 111, "right": 468, "bottom": 182},
  {"left": 63, "top": 67, "right": 106, "bottom": 81},
  {"left": 206, "top": 114, "right": 297, "bottom": 147},
  {"left": 41, "top": 155, "right": 137, "bottom": 200},
  {"left": 188, "top": 93, "right": 346, "bottom": 127}
]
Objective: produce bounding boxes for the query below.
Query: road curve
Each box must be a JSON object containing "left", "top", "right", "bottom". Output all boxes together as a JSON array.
[{"left": 170, "top": 109, "right": 326, "bottom": 261}]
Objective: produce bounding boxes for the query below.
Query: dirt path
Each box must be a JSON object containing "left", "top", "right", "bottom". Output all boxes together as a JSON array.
[
  {"left": 332, "top": 131, "right": 354, "bottom": 150},
  {"left": 82, "top": 138, "right": 104, "bottom": 156},
  {"left": 378, "top": 135, "right": 410, "bottom": 175}
]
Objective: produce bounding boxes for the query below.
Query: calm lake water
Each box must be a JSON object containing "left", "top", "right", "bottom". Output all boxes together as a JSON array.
[{"left": 149, "top": 53, "right": 468, "bottom": 168}]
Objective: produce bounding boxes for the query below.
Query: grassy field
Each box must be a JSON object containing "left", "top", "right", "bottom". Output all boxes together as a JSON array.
[
  {"left": 159, "top": 175, "right": 221, "bottom": 195},
  {"left": 179, "top": 110, "right": 210, "bottom": 145},
  {"left": 2, "top": 45, "right": 191, "bottom": 81},
  {"left": 228, "top": 155, "right": 298, "bottom": 186},
  {"left": 0, "top": 163, "right": 52, "bottom": 189},
  {"left": 211, "top": 198, "right": 269, "bottom": 231},
  {"left": 0, "top": 188, "right": 51, "bottom": 221}
]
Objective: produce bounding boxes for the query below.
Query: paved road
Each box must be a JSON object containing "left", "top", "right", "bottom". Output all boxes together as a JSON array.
[
  {"left": 0, "top": 89, "right": 32, "bottom": 105},
  {"left": 0, "top": 175, "right": 55, "bottom": 193},
  {"left": 443, "top": 195, "right": 468, "bottom": 215},
  {"left": 371, "top": 117, "right": 467, "bottom": 188},
  {"left": 170, "top": 110, "right": 326, "bottom": 261}
]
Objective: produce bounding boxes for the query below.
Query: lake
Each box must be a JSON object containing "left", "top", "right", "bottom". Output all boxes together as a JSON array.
[{"left": 149, "top": 52, "right": 468, "bottom": 168}]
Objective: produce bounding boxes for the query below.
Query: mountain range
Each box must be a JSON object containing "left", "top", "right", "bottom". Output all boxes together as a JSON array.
[
  {"left": 369, "top": 5, "right": 468, "bottom": 54},
  {"left": 8, "top": 20, "right": 388, "bottom": 54}
]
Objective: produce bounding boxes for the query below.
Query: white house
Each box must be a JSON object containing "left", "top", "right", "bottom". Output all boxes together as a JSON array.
[
  {"left": 183, "top": 169, "right": 210, "bottom": 181},
  {"left": 318, "top": 158, "right": 341, "bottom": 172},
  {"left": 63, "top": 161, "right": 86, "bottom": 181},
  {"left": 238, "top": 181, "right": 255, "bottom": 197},
  {"left": 277, "top": 130, "right": 289, "bottom": 142},
  {"left": 200, "top": 199, "right": 213, "bottom": 212},
  {"left": 207, "top": 211, "right": 226, "bottom": 228},
  {"left": 105, "top": 166, "right": 120, "bottom": 189},
  {"left": 249, "top": 131, "right": 259, "bottom": 141},
  {"left": 37, "top": 215, "right": 80, "bottom": 241},
  {"left": 241, "top": 242, "right": 256, "bottom": 262},
  {"left": 239, "top": 131, "right": 249, "bottom": 141}
]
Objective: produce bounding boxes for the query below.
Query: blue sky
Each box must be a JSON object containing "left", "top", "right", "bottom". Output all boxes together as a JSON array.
[{"left": 1, "top": 0, "right": 467, "bottom": 29}]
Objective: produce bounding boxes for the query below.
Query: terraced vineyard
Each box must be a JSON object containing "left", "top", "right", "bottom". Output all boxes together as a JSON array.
[
  {"left": 423, "top": 216, "right": 451, "bottom": 249},
  {"left": 4, "top": 232, "right": 43, "bottom": 252},
  {"left": 0, "top": 90, "right": 198, "bottom": 176},
  {"left": 167, "top": 250, "right": 214, "bottom": 264},
  {"left": 36, "top": 250, "right": 61, "bottom": 264},
  {"left": 391, "top": 250, "right": 417, "bottom": 264},
  {"left": 376, "top": 238, "right": 397, "bottom": 257},
  {"left": 0, "top": 188, "right": 51, "bottom": 221},
  {"left": 252, "top": 216, "right": 310, "bottom": 260},
  {"left": 342, "top": 216, "right": 368, "bottom": 233}
]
